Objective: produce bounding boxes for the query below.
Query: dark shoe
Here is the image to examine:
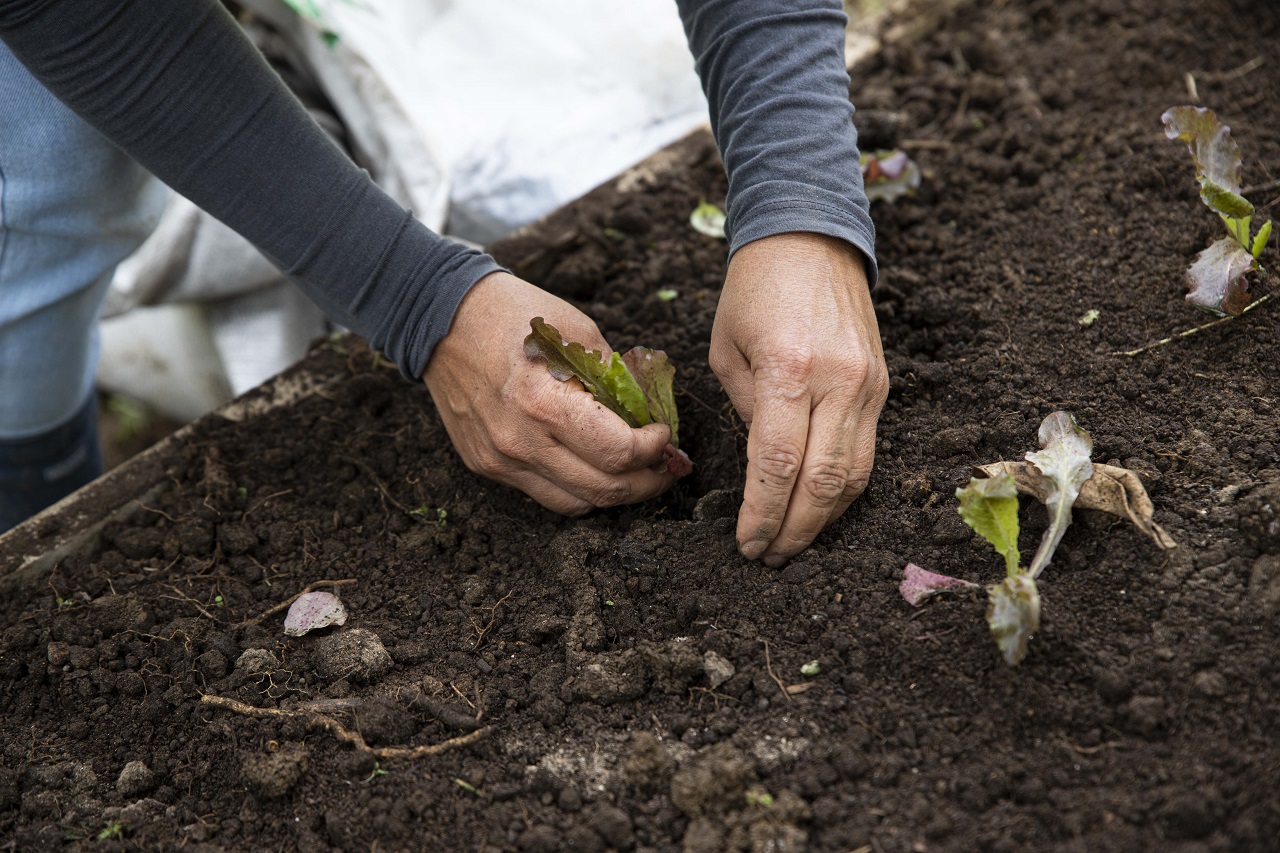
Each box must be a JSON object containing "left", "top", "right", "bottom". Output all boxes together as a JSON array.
[{"left": 0, "top": 396, "right": 103, "bottom": 534}]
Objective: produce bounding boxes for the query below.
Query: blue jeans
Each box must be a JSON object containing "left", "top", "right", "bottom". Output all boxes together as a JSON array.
[{"left": 0, "top": 42, "right": 165, "bottom": 531}]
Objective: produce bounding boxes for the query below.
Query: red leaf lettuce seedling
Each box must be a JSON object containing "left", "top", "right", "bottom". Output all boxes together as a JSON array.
[
  {"left": 860, "top": 149, "right": 922, "bottom": 203},
  {"left": 900, "top": 412, "right": 1094, "bottom": 665},
  {"left": 1163, "top": 105, "right": 1273, "bottom": 315},
  {"left": 524, "top": 318, "right": 692, "bottom": 476}
]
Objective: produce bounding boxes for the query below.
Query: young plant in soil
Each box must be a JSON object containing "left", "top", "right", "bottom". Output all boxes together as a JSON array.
[
  {"left": 901, "top": 412, "right": 1176, "bottom": 665},
  {"left": 860, "top": 149, "right": 922, "bottom": 203},
  {"left": 1163, "top": 105, "right": 1273, "bottom": 315},
  {"left": 524, "top": 318, "right": 692, "bottom": 475}
]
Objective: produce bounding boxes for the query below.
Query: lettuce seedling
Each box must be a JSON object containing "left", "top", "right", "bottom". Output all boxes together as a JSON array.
[
  {"left": 524, "top": 318, "right": 692, "bottom": 476},
  {"left": 899, "top": 412, "right": 1096, "bottom": 665},
  {"left": 1163, "top": 106, "right": 1273, "bottom": 315},
  {"left": 860, "top": 149, "right": 922, "bottom": 203},
  {"left": 689, "top": 201, "right": 726, "bottom": 239}
]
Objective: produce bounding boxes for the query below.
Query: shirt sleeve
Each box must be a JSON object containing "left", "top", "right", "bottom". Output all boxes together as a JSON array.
[
  {"left": 0, "top": 0, "right": 503, "bottom": 380},
  {"left": 674, "top": 0, "right": 878, "bottom": 286}
]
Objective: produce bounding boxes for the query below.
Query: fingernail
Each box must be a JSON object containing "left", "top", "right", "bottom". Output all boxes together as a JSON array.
[{"left": 740, "top": 540, "right": 765, "bottom": 560}]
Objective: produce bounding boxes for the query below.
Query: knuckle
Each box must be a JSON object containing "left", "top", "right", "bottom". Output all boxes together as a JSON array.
[
  {"left": 801, "top": 462, "right": 852, "bottom": 506},
  {"left": 754, "top": 445, "right": 804, "bottom": 488},
  {"left": 588, "top": 478, "right": 633, "bottom": 508},
  {"left": 595, "top": 434, "right": 637, "bottom": 475},
  {"left": 489, "top": 428, "right": 526, "bottom": 462}
]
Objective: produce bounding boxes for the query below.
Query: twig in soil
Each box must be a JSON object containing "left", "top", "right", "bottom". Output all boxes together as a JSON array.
[
  {"left": 338, "top": 455, "right": 412, "bottom": 514},
  {"left": 761, "top": 640, "right": 792, "bottom": 703},
  {"left": 468, "top": 590, "right": 514, "bottom": 650},
  {"left": 200, "top": 694, "right": 490, "bottom": 759},
  {"left": 237, "top": 578, "right": 357, "bottom": 628},
  {"left": 159, "top": 584, "right": 221, "bottom": 622},
  {"left": 398, "top": 688, "right": 484, "bottom": 732},
  {"left": 1112, "top": 291, "right": 1275, "bottom": 357},
  {"left": 134, "top": 501, "right": 176, "bottom": 522},
  {"left": 244, "top": 489, "right": 294, "bottom": 520}
]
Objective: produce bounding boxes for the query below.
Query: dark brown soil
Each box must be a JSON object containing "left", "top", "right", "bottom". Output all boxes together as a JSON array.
[{"left": 4, "top": 0, "right": 1280, "bottom": 850}]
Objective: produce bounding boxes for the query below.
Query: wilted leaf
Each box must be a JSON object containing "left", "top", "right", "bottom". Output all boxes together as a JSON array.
[
  {"left": 524, "top": 318, "right": 651, "bottom": 427},
  {"left": 690, "top": 201, "right": 726, "bottom": 239},
  {"left": 986, "top": 574, "right": 1040, "bottom": 665},
  {"left": 283, "top": 591, "right": 348, "bottom": 637},
  {"left": 978, "top": 461, "right": 1177, "bottom": 550},
  {"left": 860, "top": 149, "right": 922, "bottom": 203},
  {"left": 900, "top": 563, "right": 981, "bottom": 606},
  {"left": 1185, "top": 237, "right": 1256, "bottom": 316},
  {"left": 957, "top": 474, "right": 1021, "bottom": 577},
  {"left": 622, "top": 347, "right": 680, "bottom": 447},
  {"left": 1025, "top": 412, "right": 1094, "bottom": 577},
  {"left": 1162, "top": 106, "right": 1252, "bottom": 219}
]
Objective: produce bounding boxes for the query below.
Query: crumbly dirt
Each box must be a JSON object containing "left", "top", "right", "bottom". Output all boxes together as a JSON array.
[{"left": 3, "top": 0, "right": 1280, "bottom": 850}]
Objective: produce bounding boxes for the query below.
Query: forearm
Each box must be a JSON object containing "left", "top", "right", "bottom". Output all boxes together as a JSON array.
[
  {"left": 675, "top": 0, "right": 878, "bottom": 286},
  {"left": 0, "top": 0, "right": 499, "bottom": 378}
]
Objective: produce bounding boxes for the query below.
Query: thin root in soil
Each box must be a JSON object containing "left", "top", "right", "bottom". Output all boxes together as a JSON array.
[{"left": 200, "top": 694, "right": 490, "bottom": 760}]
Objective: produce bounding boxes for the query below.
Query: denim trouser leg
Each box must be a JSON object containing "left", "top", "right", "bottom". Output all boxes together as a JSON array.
[{"left": 0, "top": 42, "right": 166, "bottom": 531}]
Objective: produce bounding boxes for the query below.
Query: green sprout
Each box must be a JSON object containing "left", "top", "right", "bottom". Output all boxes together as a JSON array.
[
  {"left": 656, "top": 288, "right": 679, "bottom": 302},
  {"left": 745, "top": 788, "right": 775, "bottom": 808},
  {"left": 451, "top": 777, "right": 480, "bottom": 795},
  {"left": 799, "top": 660, "right": 821, "bottom": 677},
  {"left": 96, "top": 823, "right": 123, "bottom": 841},
  {"left": 363, "top": 762, "right": 389, "bottom": 784},
  {"left": 213, "top": 595, "right": 225, "bottom": 609}
]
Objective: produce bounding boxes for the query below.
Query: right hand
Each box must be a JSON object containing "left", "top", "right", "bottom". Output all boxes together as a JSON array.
[{"left": 422, "top": 272, "right": 677, "bottom": 515}]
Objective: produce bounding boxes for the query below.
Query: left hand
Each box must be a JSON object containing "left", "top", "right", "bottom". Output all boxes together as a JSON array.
[{"left": 709, "top": 232, "right": 888, "bottom": 566}]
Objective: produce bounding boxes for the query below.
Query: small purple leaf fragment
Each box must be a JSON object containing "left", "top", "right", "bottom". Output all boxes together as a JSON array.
[
  {"left": 900, "top": 563, "right": 980, "bottom": 607},
  {"left": 283, "top": 591, "right": 348, "bottom": 637}
]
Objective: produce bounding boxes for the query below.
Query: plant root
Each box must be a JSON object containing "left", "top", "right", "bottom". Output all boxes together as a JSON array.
[{"left": 200, "top": 694, "right": 490, "bottom": 759}]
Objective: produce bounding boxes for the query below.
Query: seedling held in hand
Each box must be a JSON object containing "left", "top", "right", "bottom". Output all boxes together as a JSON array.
[
  {"left": 524, "top": 318, "right": 692, "bottom": 476},
  {"left": 1163, "top": 106, "right": 1273, "bottom": 315}
]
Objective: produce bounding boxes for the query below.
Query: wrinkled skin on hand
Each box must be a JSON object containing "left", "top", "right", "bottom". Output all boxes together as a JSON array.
[
  {"left": 422, "top": 272, "right": 677, "bottom": 515},
  {"left": 710, "top": 232, "right": 887, "bottom": 566}
]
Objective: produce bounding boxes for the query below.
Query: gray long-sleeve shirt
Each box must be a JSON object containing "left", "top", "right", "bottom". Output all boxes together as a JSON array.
[{"left": 0, "top": 0, "right": 875, "bottom": 380}]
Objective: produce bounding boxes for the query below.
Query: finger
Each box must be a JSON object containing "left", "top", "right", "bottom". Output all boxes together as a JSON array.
[
  {"left": 736, "top": 372, "right": 811, "bottom": 560},
  {"left": 503, "top": 468, "right": 596, "bottom": 516},
  {"left": 555, "top": 408, "right": 672, "bottom": 475},
  {"left": 755, "top": 394, "right": 859, "bottom": 565},
  {"left": 534, "top": 443, "right": 677, "bottom": 508},
  {"left": 708, "top": 338, "right": 755, "bottom": 425},
  {"left": 825, "top": 401, "right": 881, "bottom": 527}
]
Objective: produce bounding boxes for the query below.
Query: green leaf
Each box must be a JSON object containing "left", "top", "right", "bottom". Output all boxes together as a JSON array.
[
  {"left": 690, "top": 201, "right": 726, "bottom": 239},
  {"left": 1185, "top": 237, "right": 1257, "bottom": 316},
  {"left": 1252, "top": 219, "right": 1273, "bottom": 259},
  {"left": 655, "top": 288, "right": 678, "bottom": 302},
  {"left": 956, "top": 474, "right": 1021, "bottom": 577},
  {"left": 800, "top": 660, "right": 821, "bottom": 677},
  {"left": 1163, "top": 106, "right": 1246, "bottom": 218},
  {"left": 524, "top": 318, "right": 651, "bottom": 428},
  {"left": 986, "top": 574, "right": 1041, "bottom": 666},
  {"left": 1203, "top": 184, "right": 1253, "bottom": 219},
  {"left": 622, "top": 347, "right": 680, "bottom": 447},
  {"left": 1024, "top": 412, "right": 1094, "bottom": 578}
]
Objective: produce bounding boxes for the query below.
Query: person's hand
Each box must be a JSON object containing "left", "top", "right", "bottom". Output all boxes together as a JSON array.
[
  {"left": 422, "top": 272, "right": 677, "bottom": 515},
  {"left": 710, "top": 232, "right": 887, "bottom": 566}
]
